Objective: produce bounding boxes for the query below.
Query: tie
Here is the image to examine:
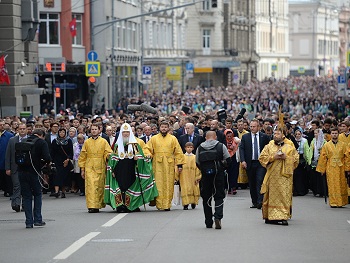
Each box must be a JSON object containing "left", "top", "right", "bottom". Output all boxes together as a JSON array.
[
  {"left": 253, "top": 134, "right": 258, "bottom": 160},
  {"left": 19, "top": 137, "right": 22, "bottom": 143},
  {"left": 146, "top": 136, "right": 149, "bottom": 142},
  {"left": 189, "top": 135, "right": 192, "bottom": 142}
]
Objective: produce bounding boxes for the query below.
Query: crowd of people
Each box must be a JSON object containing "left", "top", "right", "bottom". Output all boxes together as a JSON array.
[{"left": 1, "top": 76, "right": 350, "bottom": 229}]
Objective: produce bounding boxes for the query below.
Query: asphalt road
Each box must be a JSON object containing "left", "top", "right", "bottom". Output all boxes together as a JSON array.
[{"left": 0, "top": 189, "right": 349, "bottom": 263}]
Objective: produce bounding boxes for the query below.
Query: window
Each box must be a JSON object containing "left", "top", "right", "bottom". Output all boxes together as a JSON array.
[
  {"left": 116, "top": 21, "right": 121, "bottom": 48},
  {"left": 39, "top": 13, "right": 59, "bottom": 44},
  {"left": 131, "top": 23, "right": 136, "bottom": 50},
  {"left": 203, "top": 0, "right": 210, "bottom": 11},
  {"left": 122, "top": 21, "right": 126, "bottom": 49},
  {"left": 72, "top": 14, "right": 82, "bottom": 45},
  {"left": 202, "top": 29, "right": 211, "bottom": 55}
]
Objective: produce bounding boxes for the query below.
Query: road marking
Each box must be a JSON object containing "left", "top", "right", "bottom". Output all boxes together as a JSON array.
[
  {"left": 347, "top": 220, "right": 350, "bottom": 225},
  {"left": 53, "top": 232, "right": 100, "bottom": 260},
  {"left": 102, "top": 213, "right": 127, "bottom": 227}
]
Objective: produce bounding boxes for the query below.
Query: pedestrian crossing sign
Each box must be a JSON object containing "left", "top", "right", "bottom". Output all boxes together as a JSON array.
[{"left": 85, "top": 62, "right": 101, "bottom": 76}]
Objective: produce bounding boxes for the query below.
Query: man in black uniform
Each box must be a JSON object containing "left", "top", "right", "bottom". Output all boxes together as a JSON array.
[
  {"left": 18, "top": 129, "right": 51, "bottom": 228},
  {"left": 196, "top": 131, "right": 231, "bottom": 229}
]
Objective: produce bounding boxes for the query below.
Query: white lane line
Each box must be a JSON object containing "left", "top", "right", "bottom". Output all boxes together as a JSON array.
[
  {"left": 102, "top": 213, "right": 127, "bottom": 227},
  {"left": 347, "top": 220, "right": 350, "bottom": 225},
  {"left": 53, "top": 232, "right": 100, "bottom": 260}
]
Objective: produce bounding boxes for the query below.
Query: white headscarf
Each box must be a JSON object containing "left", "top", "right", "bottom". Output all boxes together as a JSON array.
[
  {"left": 116, "top": 123, "right": 137, "bottom": 159},
  {"left": 314, "top": 129, "right": 324, "bottom": 162}
]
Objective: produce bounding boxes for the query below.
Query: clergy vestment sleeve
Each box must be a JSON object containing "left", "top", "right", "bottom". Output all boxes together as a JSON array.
[
  {"left": 78, "top": 143, "right": 87, "bottom": 169},
  {"left": 344, "top": 146, "right": 350, "bottom": 171},
  {"left": 316, "top": 146, "right": 328, "bottom": 174},
  {"left": 258, "top": 143, "right": 273, "bottom": 168}
]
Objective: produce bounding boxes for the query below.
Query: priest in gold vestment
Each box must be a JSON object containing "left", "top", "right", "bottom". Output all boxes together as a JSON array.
[
  {"left": 316, "top": 128, "right": 350, "bottom": 208},
  {"left": 259, "top": 129, "right": 299, "bottom": 226},
  {"left": 78, "top": 124, "right": 112, "bottom": 213},
  {"left": 146, "top": 121, "right": 185, "bottom": 210},
  {"left": 338, "top": 121, "right": 350, "bottom": 204}
]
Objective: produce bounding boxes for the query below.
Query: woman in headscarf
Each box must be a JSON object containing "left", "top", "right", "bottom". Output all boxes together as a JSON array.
[
  {"left": 292, "top": 129, "right": 309, "bottom": 196},
  {"left": 51, "top": 128, "right": 73, "bottom": 198},
  {"left": 305, "top": 128, "right": 327, "bottom": 197},
  {"left": 224, "top": 129, "right": 240, "bottom": 195}
]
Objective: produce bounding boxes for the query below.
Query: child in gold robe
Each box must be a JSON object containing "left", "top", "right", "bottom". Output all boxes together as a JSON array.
[{"left": 175, "top": 142, "right": 201, "bottom": 210}]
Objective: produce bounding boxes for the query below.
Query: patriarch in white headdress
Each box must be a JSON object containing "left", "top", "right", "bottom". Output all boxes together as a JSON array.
[{"left": 116, "top": 123, "right": 138, "bottom": 159}]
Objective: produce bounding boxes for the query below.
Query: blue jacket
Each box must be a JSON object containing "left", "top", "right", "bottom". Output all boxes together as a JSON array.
[{"left": 0, "top": 131, "right": 14, "bottom": 169}]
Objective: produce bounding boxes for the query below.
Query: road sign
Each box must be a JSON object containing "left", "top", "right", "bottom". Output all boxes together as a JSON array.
[
  {"left": 87, "top": 51, "right": 98, "bottom": 61},
  {"left": 166, "top": 66, "right": 181, "bottom": 81},
  {"left": 85, "top": 62, "right": 101, "bottom": 76},
  {"left": 337, "top": 75, "right": 346, "bottom": 84},
  {"left": 271, "top": 64, "right": 277, "bottom": 71},
  {"left": 186, "top": 63, "right": 194, "bottom": 71},
  {"left": 233, "top": 73, "right": 239, "bottom": 84},
  {"left": 143, "top": 66, "right": 152, "bottom": 75},
  {"left": 298, "top": 67, "right": 305, "bottom": 74}
]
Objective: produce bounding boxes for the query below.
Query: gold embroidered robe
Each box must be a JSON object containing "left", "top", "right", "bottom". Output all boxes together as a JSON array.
[
  {"left": 145, "top": 133, "right": 185, "bottom": 210},
  {"left": 78, "top": 137, "right": 112, "bottom": 209},
  {"left": 237, "top": 129, "right": 249, "bottom": 184},
  {"left": 316, "top": 141, "right": 350, "bottom": 207},
  {"left": 338, "top": 133, "right": 350, "bottom": 198},
  {"left": 259, "top": 141, "right": 299, "bottom": 220},
  {"left": 175, "top": 153, "right": 201, "bottom": 206}
]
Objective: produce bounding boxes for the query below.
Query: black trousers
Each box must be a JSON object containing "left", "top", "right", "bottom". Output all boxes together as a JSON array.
[
  {"left": 246, "top": 161, "right": 266, "bottom": 205},
  {"left": 200, "top": 170, "right": 225, "bottom": 226},
  {"left": 0, "top": 169, "right": 13, "bottom": 195}
]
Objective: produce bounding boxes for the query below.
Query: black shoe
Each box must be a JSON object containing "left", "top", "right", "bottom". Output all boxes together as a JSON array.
[
  {"left": 12, "top": 205, "right": 20, "bottom": 212},
  {"left": 88, "top": 208, "right": 99, "bottom": 213},
  {"left": 164, "top": 208, "right": 170, "bottom": 211},
  {"left": 214, "top": 219, "right": 222, "bottom": 229},
  {"left": 281, "top": 220, "right": 288, "bottom": 226},
  {"left": 183, "top": 205, "right": 189, "bottom": 210},
  {"left": 206, "top": 224, "right": 213, "bottom": 228},
  {"left": 257, "top": 203, "right": 262, "bottom": 209},
  {"left": 250, "top": 204, "right": 258, "bottom": 208},
  {"left": 26, "top": 225, "right": 33, "bottom": 229},
  {"left": 54, "top": 192, "right": 60, "bottom": 198},
  {"left": 191, "top": 204, "right": 196, "bottom": 209},
  {"left": 79, "top": 192, "right": 85, "bottom": 196},
  {"left": 132, "top": 208, "right": 141, "bottom": 212},
  {"left": 61, "top": 192, "right": 66, "bottom": 198},
  {"left": 4, "top": 193, "right": 10, "bottom": 197},
  {"left": 330, "top": 206, "right": 337, "bottom": 208},
  {"left": 265, "top": 219, "right": 279, "bottom": 225},
  {"left": 34, "top": 221, "right": 46, "bottom": 227},
  {"left": 49, "top": 192, "right": 56, "bottom": 197}
]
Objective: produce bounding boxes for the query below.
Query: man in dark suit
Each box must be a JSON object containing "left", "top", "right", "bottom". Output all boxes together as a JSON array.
[
  {"left": 140, "top": 125, "right": 153, "bottom": 143},
  {"left": 5, "top": 123, "right": 27, "bottom": 212},
  {"left": 239, "top": 119, "right": 270, "bottom": 209},
  {"left": 178, "top": 123, "right": 203, "bottom": 153}
]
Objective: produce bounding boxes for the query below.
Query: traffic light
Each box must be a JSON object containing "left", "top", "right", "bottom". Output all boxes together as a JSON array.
[
  {"left": 45, "top": 78, "right": 52, "bottom": 94},
  {"left": 212, "top": 0, "right": 217, "bottom": 8},
  {"left": 88, "top": 76, "right": 98, "bottom": 95}
]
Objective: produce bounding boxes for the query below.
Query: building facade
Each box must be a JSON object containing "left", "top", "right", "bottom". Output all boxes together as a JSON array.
[
  {"left": 289, "top": 0, "right": 339, "bottom": 76},
  {"left": 255, "top": 0, "right": 290, "bottom": 80},
  {"left": 338, "top": 5, "right": 350, "bottom": 68},
  {"left": 0, "top": 0, "right": 41, "bottom": 117}
]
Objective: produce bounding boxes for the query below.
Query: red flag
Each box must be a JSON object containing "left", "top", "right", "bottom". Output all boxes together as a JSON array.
[
  {"left": 0, "top": 55, "right": 10, "bottom": 85},
  {"left": 69, "top": 18, "right": 77, "bottom": 37}
]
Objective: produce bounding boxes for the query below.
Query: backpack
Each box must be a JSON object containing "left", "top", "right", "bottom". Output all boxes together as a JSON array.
[
  {"left": 15, "top": 137, "right": 39, "bottom": 167},
  {"left": 198, "top": 143, "right": 224, "bottom": 175}
]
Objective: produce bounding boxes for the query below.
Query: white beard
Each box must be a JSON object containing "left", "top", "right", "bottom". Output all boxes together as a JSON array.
[{"left": 123, "top": 137, "right": 129, "bottom": 145}]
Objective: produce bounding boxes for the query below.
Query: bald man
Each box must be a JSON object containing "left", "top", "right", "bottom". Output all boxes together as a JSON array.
[{"left": 196, "top": 131, "right": 231, "bottom": 229}]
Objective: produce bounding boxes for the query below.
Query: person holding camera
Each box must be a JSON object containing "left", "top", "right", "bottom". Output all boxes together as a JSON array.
[
  {"left": 18, "top": 129, "right": 51, "bottom": 228},
  {"left": 196, "top": 131, "right": 231, "bottom": 229}
]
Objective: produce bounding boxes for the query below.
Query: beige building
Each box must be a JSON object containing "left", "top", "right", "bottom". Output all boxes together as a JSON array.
[
  {"left": 338, "top": 5, "right": 350, "bottom": 68},
  {"left": 256, "top": 0, "right": 290, "bottom": 80},
  {"left": 289, "top": 0, "right": 339, "bottom": 76},
  {"left": 185, "top": 0, "right": 258, "bottom": 86}
]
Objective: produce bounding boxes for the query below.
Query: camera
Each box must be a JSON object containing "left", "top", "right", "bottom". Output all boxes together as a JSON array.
[{"left": 41, "top": 163, "right": 56, "bottom": 176}]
